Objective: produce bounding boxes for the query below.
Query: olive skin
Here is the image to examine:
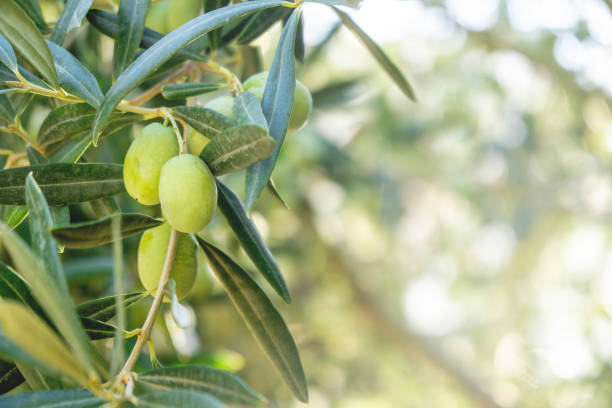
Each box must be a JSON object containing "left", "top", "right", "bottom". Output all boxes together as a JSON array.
[
  {"left": 188, "top": 131, "right": 210, "bottom": 155},
  {"left": 205, "top": 95, "right": 235, "bottom": 120},
  {"left": 158, "top": 154, "right": 217, "bottom": 233},
  {"left": 123, "top": 123, "right": 178, "bottom": 205},
  {"left": 168, "top": 0, "right": 202, "bottom": 31},
  {"left": 243, "top": 72, "right": 313, "bottom": 131},
  {"left": 138, "top": 223, "right": 197, "bottom": 300}
]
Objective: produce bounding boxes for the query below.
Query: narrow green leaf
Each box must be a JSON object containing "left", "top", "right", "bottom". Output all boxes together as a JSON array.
[
  {"left": 0, "top": 389, "right": 103, "bottom": 408},
  {"left": 0, "top": 301, "right": 90, "bottom": 387},
  {"left": 305, "top": 0, "right": 363, "bottom": 8},
  {"left": 138, "top": 365, "right": 266, "bottom": 406},
  {"left": 0, "top": 361, "right": 24, "bottom": 395},
  {"left": 0, "top": 163, "right": 125, "bottom": 205},
  {"left": 294, "top": 13, "right": 305, "bottom": 62},
  {"left": 110, "top": 215, "right": 124, "bottom": 376},
  {"left": 333, "top": 7, "right": 416, "bottom": 101},
  {"left": 236, "top": 7, "right": 291, "bottom": 45},
  {"left": 25, "top": 174, "right": 68, "bottom": 292},
  {"left": 138, "top": 389, "right": 225, "bottom": 408},
  {"left": 0, "top": 1, "right": 58, "bottom": 88},
  {"left": 196, "top": 238, "right": 308, "bottom": 402},
  {"left": 2, "top": 206, "right": 27, "bottom": 229},
  {"left": 80, "top": 316, "right": 116, "bottom": 341},
  {"left": 161, "top": 82, "right": 223, "bottom": 99},
  {"left": 244, "top": 9, "right": 301, "bottom": 211},
  {"left": 114, "top": 0, "right": 150, "bottom": 78},
  {"left": 51, "top": 213, "right": 162, "bottom": 249},
  {"left": 0, "top": 35, "right": 17, "bottom": 72},
  {"left": 232, "top": 91, "right": 268, "bottom": 128},
  {"left": 0, "top": 95, "right": 15, "bottom": 127},
  {"left": 46, "top": 41, "right": 103, "bottom": 108},
  {"left": 267, "top": 178, "right": 289, "bottom": 209},
  {"left": 217, "top": 180, "right": 289, "bottom": 302},
  {"left": 92, "top": 0, "right": 290, "bottom": 144},
  {"left": 204, "top": 0, "right": 231, "bottom": 50},
  {"left": 172, "top": 106, "right": 236, "bottom": 139},
  {"left": 86, "top": 9, "right": 208, "bottom": 63},
  {"left": 76, "top": 292, "right": 145, "bottom": 322},
  {"left": 13, "top": 362, "right": 48, "bottom": 391},
  {"left": 0, "top": 262, "right": 46, "bottom": 320},
  {"left": 201, "top": 124, "right": 274, "bottom": 176},
  {"left": 15, "top": 0, "right": 48, "bottom": 32},
  {"left": 39, "top": 104, "right": 105, "bottom": 147},
  {"left": 50, "top": 0, "right": 93, "bottom": 45},
  {"left": 25, "top": 146, "right": 46, "bottom": 165},
  {"left": 48, "top": 135, "right": 91, "bottom": 164},
  {"left": 0, "top": 334, "right": 50, "bottom": 374}
]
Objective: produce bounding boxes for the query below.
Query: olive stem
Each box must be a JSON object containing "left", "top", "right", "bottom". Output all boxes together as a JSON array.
[
  {"left": 117, "top": 229, "right": 179, "bottom": 379},
  {"left": 128, "top": 62, "right": 198, "bottom": 106}
]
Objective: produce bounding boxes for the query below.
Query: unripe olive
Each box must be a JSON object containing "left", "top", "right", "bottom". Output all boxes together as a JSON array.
[
  {"left": 168, "top": 0, "right": 202, "bottom": 31},
  {"left": 205, "top": 95, "right": 235, "bottom": 120},
  {"left": 159, "top": 154, "right": 217, "bottom": 233},
  {"left": 187, "top": 131, "right": 210, "bottom": 156},
  {"left": 243, "top": 72, "right": 312, "bottom": 132},
  {"left": 138, "top": 223, "right": 197, "bottom": 300},
  {"left": 145, "top": 1, "right": 170, "bottom": 34},
  {"left": 123, "top": 123, "right": 178, "bottom": 205}
]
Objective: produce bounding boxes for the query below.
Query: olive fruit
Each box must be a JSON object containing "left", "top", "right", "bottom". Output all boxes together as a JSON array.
[
  {"left": 159, "top": 154, "right": 217, "bottom": 233},
  {"left": 187, "top": 131, "right": 210, "bottom": 155},
  {"left": 168, "top": 0, "right": 202, "bottom": 31},
  {"left": 243, "top": 72, "right": 313, "bottom": 131},
  {"left": 205, "top": 95, "right": 235, "bottom": 120},
  {"left": 145, "top": 1, "right": 170, "bottom": 34},
  {"left": 138, "top": 223, "right": 197, "bottom": 300},
  {"left": 123, "top": 123, "right": 178, "bottom": 205}
]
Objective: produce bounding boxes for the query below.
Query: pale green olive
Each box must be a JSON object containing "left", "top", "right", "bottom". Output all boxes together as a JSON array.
[
  {"left": 145, "top": 1, "right": 170, "bottom": 34},
  {"left": 168, "top": 0, "right": 202, "bottom": 31},
  {"left": 158, "top": 154, "right": 217, "bottom": 233},
  {"left": 123, "top": 123, "right": 178, "bottom": 205},
  {"left": 205, "top": 95, "right": 235, "bottom": 120},
  {"left": 243, "top": 72, "right": 312, "bottom": 131},
  {"left": 138, "top": 223, "right": 197, "bottom": 300},
  {"left": 187, "top": 131, "right": 210, "bottom": 155}
]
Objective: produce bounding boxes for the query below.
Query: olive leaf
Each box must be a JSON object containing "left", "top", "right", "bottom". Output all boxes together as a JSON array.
[
  {"left": 0, "top": 1, "right": 58, "bottom": 88},
  {"left": 15, "top": 0, "right": 48, "bottom": 32},
  {"left": 92, "top": 0, "right": 291, "bottom": 144},
  {"left": 245, "top": 9, "right": 301, "bottom": 211},
  {"left": 305, "top": 0, "right": 363, "bottom": 8},
  {"left": 232, "top": 91, "right": 268, "bottom": 129},
  {"left": 50, "top": 0, "right": 93, "bottom": 45},
  {"left": 216, "top": 180, "right": 290, "bottom": 302},
  {"left": 137, "top": 365, "right": 267, "bottom": 406},
  {"left": 204, "top": 0, "right": 231, "bottom": 50},
  {"left": 196, "top": 238, "right": 308, "bottom": 402},
  {"left": 236, "top": 7, "right": 292, "bottom": 45},
  {"left": 172, "top": 106, "right": 236, "bottom": 139},
  {"left": 137, "top": 389, "right": 225, "bottom": 408},
  {"left": 0, "top": 389, "right": 103, "bottom": 407},
  {"left": 113, "top": 0, "right": 150, "bottom": 78},
  {"left": 0, "top": 34, "right": 17, "bottom": 73},
  {"left": 161, "top": 82, "right": 223, "bottom": 100},
  {"left": 0, "top": 361, "right": 24, "bottom": 395},
  {"left": 76, "top": 292, "right": 145, "bottom": 322}
]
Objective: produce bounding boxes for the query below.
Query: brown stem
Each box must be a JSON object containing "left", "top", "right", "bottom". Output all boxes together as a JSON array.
[{"left": 128, "top": 63, "right": 198, "bottom": 106}]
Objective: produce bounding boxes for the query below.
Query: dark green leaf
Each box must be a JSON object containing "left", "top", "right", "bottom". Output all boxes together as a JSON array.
[
  {"left": 86, "top": 9, "right": 208, "bottom": 63},
  {"left": 38, "top": 104, "right": 96, "bottom": 147},
  {"left": 267, "top": 178, "right": 289, "bottom": 209},
  {"left": 50, "top": 0, "right": 93, "bottom": 45},
  {"left": 114, "top": 0, "right": 150, "bottom": 78},
  {"left": 0, "top": 34, "right": 17, "bottom": 72},
  {"left": 172, "top": 106, "right": 236, "bottom": 139},
  {"left": 333, "top": 7, "right": 416, "bottom": 101},
  {"left": 294, "top": 13, "right": 305, "bottom": 62},
  {"left": 138, "top": 365, "right": 266, "bottom": 406},
  {"left": 25, "top": 146, "right": 46, "bottom": 165},
  {"left": 0, "top": 163, "right": 125, "bottom": 205},
  {"left": 0, "top": 1, "right": 58, "bottom": 88},
  {"left": 51, "top": 213, "right": 162, "bottom": 249},
  {"left": 196, "top": 238, "right": 308, "bottom": 402},
  {"left": 48, "top": 135, "right": 91, "bottom": 164},
  {"left": 244, "top": 9, "right": 301, "bottom": 211},
  {"left": 236, "top": 7, "right": 291, "bottom": 45},
  {"left": 92, "top": 0, "right": 290, "bottom": 144},
  {"left": 80, "top": 317, "right": 116, "bottom": 341},
  {"left": 0, "top": 95, "right": 15, "bottom": 127},
  {"left": 204, "top": 0, "right": 231, "bottom": 50},
  {"left": 76, "top": 292, "right": 144, "bottom": 322},
  {"left": 0, "top": 262, "right": 45, "bottom": 319},
  {"left": 137, "top": 389, "right": 225, "bottom": 408},
  {"left": 2, "top": 206, "right": 27, "bottom": 229},
  {"left": 201, "top": 124, "right": 274, "bottom": 176},
  {"left": 232, "top": 91, "right": 267, "bottom": 128},
  {"left": 0, "top": 389, "right": 103, "bottom": 408},
  {"left": 217, "top": 180, "right": 290, "bottom": 302},
  {"left": 15, "top": 0, "right": 48, "bottom": 32},
  {"left": 0, "top": 361, "right": 24, "bottom": 395},
  {"left": 46, "top": 41, "right": 103, "bottom": 108},
  {"left": 161, "top": 82, "right": 223, "bottom": 99},
  {"left": 306, "top": 0, "right": 363, "bottom": 7}
]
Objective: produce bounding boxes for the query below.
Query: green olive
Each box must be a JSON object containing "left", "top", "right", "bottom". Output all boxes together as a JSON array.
[
  {"left": 158, "top": 154, "right": 217, "bottom": 233},
  {"left": 243, "top": 72, "right": 312, "bottom": 132},
  {"left": 138, "top": 223, "right": 197, "bottom": 300},
  {"left": 168, "top": 0, "right": 202, "bottom": 31},
  {"left": 187, "top": 131, "right": 210, "bottom": 155},
  {"left": 123, "top": 123, "right": 178, "bottom": 205},
  {"left": 205, "top": 95, "right": 235, "bottom": 120},
  {"left": 145, "top": 1, "right": 170, "bottom": 34}
]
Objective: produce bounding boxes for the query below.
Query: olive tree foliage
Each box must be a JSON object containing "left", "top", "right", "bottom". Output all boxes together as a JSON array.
[{"left": 0, "top": 0, "right": 413, "bottom": 406}]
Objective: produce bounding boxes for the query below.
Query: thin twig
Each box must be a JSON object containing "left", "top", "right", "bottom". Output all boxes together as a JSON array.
[{"left": 128, "top": 62, "right": 198, "bottom": 106}]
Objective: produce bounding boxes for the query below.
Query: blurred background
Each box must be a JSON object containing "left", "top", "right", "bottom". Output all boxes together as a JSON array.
[{"left": 7, "top": 0, "right": 612, "bottom": 406}]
